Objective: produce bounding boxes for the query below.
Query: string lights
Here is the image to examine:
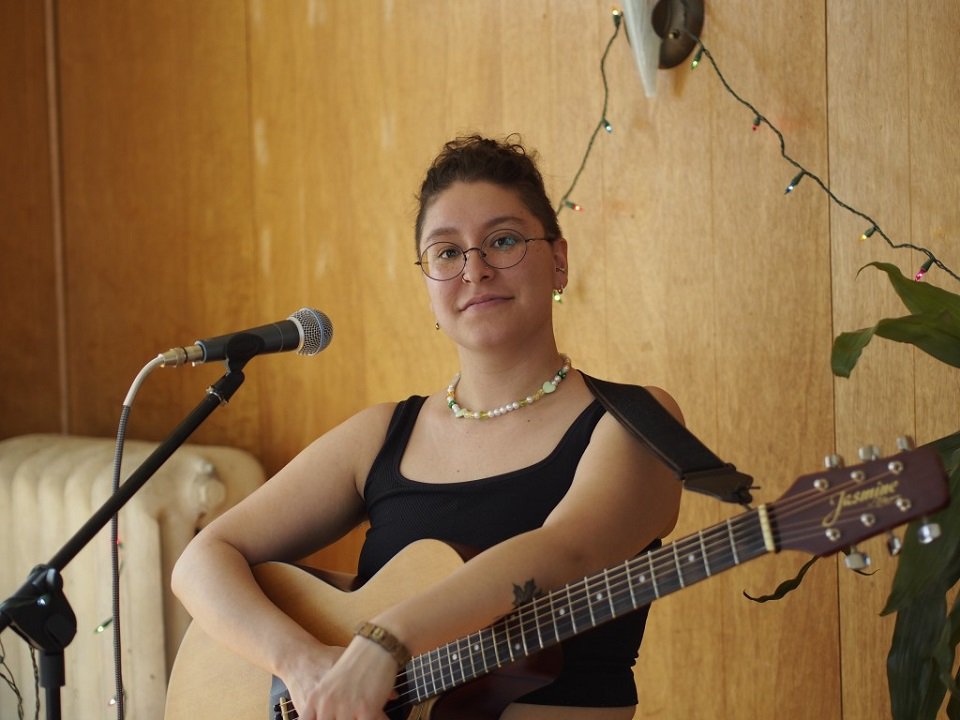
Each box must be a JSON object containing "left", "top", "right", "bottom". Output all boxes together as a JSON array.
[
  {"left": 684, "top": 32, "right": 958, "bottom": 284},
  {"left": 558, "top": 6, "right": 957, "bottom": 284},
  {"left": 556, "top": 8, "right": 623, "bottom": 216}
]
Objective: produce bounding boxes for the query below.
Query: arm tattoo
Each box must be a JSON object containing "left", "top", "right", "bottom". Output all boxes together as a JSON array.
[{"left": 512, "top": 579, "right": 543, "bottom": 608}]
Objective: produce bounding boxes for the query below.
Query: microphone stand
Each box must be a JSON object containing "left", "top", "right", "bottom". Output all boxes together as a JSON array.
[{"left": 0, "top": 337, "right": 259, "bottom": 720}]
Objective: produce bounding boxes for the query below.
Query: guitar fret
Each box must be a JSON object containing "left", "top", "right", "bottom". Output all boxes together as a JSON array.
[
  {"left": 603, "top": 568, "right": 617, "bottom": 618},
  {"left": 472, "top": 632, "right": 487, "bottom": 675},
  {"left": 467, "top": 632, "right": 478, "bottom": 679},
  {"left": 504, "top": 618, "right": 516, "bottom": 662},
  {"left": 440, "top": 645, "right": 451, "bottom": 691},
  {"left": 547, "top": 589, "right": 561, "bottom": 644},
  {"left": 726, "top": 518, "right": 741, "bottom": 565},
  {"left": 648, "top": 553, "right": 660, "bottom": 598},
  {"left": 626, "top": 560, "right": 639, "bottom": 608},
  {"left": 565, "top": 584, "right": 578, "bottom": 634},
  {"left": 420, "top": 649, "right": 430, "bottom": 696},
  {"left": 672, "top": 542, "right": 685, "bottom": 588},
  {"left": 413, "top": 653, "right": 426, "bottom": 702},
  {"left": 585, "top": 577, "right": 597, "bottom": 626},
  {"left": 454, "top": 639, "right": 466, "bottom": 685},
  {"left": 517, "top": 611, "right": 530, "bottom": 656},
  {"left": 532, "top": 595, "right": 545, "bottom": 650},
  {"left": 698, "top": 530, "right": 712, "bottom": 576},
  {"left": 429, "top": 648, "right": 442, "bottom": 694},
  {"left": 486, "top": 626, "right": 501, "bottom": 667}
]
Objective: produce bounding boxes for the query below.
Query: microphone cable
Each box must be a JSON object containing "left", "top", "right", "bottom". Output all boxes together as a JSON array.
[{"left": 107, "top": 355, "right": 164, "bottom": 720}]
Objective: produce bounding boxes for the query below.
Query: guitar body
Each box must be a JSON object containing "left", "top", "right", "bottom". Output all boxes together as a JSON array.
[{"left": 164, "top": 539, "right": 559, "bottom": 720}]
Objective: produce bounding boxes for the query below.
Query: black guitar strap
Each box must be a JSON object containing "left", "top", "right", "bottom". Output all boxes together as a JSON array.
[{"left": 581, "top": 373, "right": 754, "bottom": 505}]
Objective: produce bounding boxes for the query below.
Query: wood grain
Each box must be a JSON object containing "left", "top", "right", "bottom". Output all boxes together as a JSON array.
[{"left": 2, "top": 1, "right": 957, "bottom": 718}]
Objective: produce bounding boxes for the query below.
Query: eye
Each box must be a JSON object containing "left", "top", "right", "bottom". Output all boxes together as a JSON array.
[
  {"left": 485, "top": 232, "right": 523, "bottom": 251},
  {"left": 429, "top": 243, "right": 464, "bottom": 263}
]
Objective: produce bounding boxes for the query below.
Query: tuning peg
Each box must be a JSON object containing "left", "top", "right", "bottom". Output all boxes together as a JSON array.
[
  {"left": 844, "top": 546, "right": 872, "bottom": 570},
  {"left": 858, "top": 445, "right": 881, "bottom": 461},
  {"left": 823, "top": 453, "right": 843, "bottom": 468},
  {"left": 918, "top": 519, "right": 942, "bottom": 544},
  {"left": 886, "top": 532, "right": 903, "bottom": 556},
  {"left": 896, "top": 436, "right": 914, "bottom": 451}
]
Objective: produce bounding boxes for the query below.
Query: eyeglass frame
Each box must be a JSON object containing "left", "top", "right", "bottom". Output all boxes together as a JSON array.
[{"left": 414, "top": 231, "right": 558, "bottom": 281}]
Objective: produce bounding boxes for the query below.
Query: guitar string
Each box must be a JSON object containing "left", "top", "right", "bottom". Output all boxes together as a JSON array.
[
  {"left": 274, "top": 462, "right": 923, "bottom": 712},
  {"left": 395, "top": 523, "right": 898, "bottom": 705},
  {"left": 393, "top": 466, "right": 917, "bottom": 703},
  {"left": 388, "top": 464, "right": 921, "bottom": 706}
]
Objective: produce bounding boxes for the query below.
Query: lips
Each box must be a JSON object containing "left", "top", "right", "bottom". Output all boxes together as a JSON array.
[{"left": 460, "top": 294, "right": 510, "bottom": 311}]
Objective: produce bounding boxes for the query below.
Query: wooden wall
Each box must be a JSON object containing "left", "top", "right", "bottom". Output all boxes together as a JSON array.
[{"left": 2, "top": 1, "right": 958, "bottom": 718}]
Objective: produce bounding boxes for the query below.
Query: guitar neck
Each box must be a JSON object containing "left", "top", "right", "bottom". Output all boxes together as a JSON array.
[{"left": 399, "top": 507, "right": 772, "bottom": 704}]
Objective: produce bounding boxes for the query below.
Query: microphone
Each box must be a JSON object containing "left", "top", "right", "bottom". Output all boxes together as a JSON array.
[{"left": 158, "top": 308, "right": 333, "bottom": 367}]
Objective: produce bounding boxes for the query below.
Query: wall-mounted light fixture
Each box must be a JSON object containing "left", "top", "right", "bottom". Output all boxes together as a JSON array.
[{"left": 622, "top": 0, "right": 705, "bottom": 97}]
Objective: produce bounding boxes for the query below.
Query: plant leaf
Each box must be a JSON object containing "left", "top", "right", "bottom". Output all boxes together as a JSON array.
[
  {"left": 882, "top": 455, "right": 960, "bottom": 615},
  {"left": 832, "top": 311, "right": 960, "bottom": 377},
  {"left": 863, "top": 261, "right": 960, "bottom": 318},
  {"left": 934, "top": 432, "right": 960, "bottom": 465},
  {"left": 831, "top": 326, "right": 878, "bottom": 378},
  {"left": 873, "top": 312, "right": 960, "bottom": 366},
  {"left": 936, "top": 592, "right": 960, "bottom": 697},
  {"left": 742, "top": 555, "right": 819, "bottom": 603},
  {"left": 888, "top": 584, "right": 948, "bottom": 720},
  {"left": 915, "top": 591, "right": 960, "bottom": 718}
]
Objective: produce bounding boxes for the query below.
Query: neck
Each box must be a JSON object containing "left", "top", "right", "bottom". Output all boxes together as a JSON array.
[{"left": 452, "top": 344, "right": 565, "bottom": 412}]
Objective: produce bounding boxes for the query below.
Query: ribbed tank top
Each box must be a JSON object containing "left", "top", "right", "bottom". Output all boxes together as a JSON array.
[{"left": 357, "top": 395, "right": 656, "bottom": 707}]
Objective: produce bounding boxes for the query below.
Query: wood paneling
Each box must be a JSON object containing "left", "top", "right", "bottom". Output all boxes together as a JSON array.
[
  {"left": 0, "top": 1, "right": 61, "bottom": 437},
  {"left": 828, "top": 2, "right": 960, "bottom": 718},
  {"left": 55, "top": 0, "right": 261, "bottom": 453},
  {"left": 2, "top": 1, "right": 958, "bottom": 717}
]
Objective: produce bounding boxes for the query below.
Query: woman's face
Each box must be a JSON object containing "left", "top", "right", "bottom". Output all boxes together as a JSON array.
[{"left": 418, "top": 181, "right": 567, "bottom": 351}]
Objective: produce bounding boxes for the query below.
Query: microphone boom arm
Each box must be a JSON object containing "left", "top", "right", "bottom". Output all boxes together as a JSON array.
[{"left": 0, "top": 339, "right": 257, "bottom": 720}]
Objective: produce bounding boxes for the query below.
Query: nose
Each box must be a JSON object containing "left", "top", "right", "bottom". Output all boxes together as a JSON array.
[{"left": 461, "top": 247, "right": 492, "bottom": 282}]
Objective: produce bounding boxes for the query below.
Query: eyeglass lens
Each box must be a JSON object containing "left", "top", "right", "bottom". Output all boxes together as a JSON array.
[{"left": 419, "top": 231, "right": 530, "bottom": 280}]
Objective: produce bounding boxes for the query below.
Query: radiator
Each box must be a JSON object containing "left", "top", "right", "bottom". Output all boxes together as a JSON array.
[{"left": 0, "top": 433, "right": 264, "bottom": 720}]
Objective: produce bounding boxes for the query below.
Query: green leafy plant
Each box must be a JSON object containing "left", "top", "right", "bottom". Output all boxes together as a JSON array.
[
  {"left": 748, "top": 262, "right": 959, "bottom": 718},
  {"left": 831, "top": 262, "right": 960, "bottom": 720}
]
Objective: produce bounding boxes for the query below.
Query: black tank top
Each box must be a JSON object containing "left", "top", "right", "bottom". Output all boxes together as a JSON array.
[{"left": 358, "top": 395, "right": 656, "bottom": 708}]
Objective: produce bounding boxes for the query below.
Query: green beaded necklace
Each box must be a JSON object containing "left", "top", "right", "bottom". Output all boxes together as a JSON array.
[{"left": 446, "top": 355, "right": 571, "bottom": 420}]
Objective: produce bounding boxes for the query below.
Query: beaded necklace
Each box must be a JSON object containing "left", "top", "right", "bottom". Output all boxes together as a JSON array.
[{"left": 446, "top": 355, "right": 571, "bottom": 419}]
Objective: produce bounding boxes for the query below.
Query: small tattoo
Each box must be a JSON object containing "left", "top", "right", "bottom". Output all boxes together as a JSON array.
[{"left": 512, "top": 579, "right": 543, "bottom": 608}]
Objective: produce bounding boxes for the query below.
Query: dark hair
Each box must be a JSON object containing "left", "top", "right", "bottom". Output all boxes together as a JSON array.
[{"left": 414, "top": 135, "right": 562, "bottom": 252}]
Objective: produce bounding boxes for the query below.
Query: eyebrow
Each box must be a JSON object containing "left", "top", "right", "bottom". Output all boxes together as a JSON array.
[{"left": 424, "top": 215, "right": 529, "bottom": 243}]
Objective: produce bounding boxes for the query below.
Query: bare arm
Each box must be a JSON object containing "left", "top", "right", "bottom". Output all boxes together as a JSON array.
[{"left": 170, "top": 403, "right": 395, "bottom": 695}]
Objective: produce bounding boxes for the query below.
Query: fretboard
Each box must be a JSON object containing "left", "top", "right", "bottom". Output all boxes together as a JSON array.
[{"left": 397, "top": 508, "right": 770, "bottom": 706}]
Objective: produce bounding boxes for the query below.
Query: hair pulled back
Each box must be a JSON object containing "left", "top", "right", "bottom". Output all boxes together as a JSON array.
[{"left": 414, "top": 135, "right": 562, "bottom": 252}]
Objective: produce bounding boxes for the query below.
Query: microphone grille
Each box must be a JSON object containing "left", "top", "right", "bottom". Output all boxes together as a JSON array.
[{"left": 290, "top": 307, "right": 333, "bottom": 356}]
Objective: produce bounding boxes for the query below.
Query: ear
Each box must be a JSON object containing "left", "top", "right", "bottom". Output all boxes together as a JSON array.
[{"left": 552, "top": 238, "right": 569, "bottom": 285}]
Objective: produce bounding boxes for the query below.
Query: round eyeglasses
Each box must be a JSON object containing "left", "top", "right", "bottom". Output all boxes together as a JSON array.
[{"left": 415, "top": 230, "right": 553, "bottom": 281}]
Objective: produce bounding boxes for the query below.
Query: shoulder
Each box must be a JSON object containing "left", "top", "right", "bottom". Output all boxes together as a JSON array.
[
  {"left": 327, "top": 400, "right": 407, "bottom": 455},
  {"left": 292, "top": 401, "right": 402, "bottom": 477},
  {"left": 578, "top": 371, "right": 684, "bottom": 426},
  {"left": 642, "top": 385, "right": 685, "bottom": 425}
]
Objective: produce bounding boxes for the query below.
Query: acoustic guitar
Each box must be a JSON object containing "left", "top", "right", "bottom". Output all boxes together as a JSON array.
[{"left": 164, "top": 444, "right": 949, "bottom": 720}]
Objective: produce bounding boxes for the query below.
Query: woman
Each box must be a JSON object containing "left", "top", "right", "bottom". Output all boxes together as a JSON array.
[{"left": 172, "top": 135, "right": 683, "bottom": 719}]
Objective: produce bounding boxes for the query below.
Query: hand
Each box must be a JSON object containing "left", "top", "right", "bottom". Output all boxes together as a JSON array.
[{"left": 286, "top": 636, "right": 399, "bottom": 720}]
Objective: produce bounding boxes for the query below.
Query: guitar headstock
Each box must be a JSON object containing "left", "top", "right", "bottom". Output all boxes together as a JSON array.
[{"left": 770, "top": 442, "right": 950, "bottom": 557}]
